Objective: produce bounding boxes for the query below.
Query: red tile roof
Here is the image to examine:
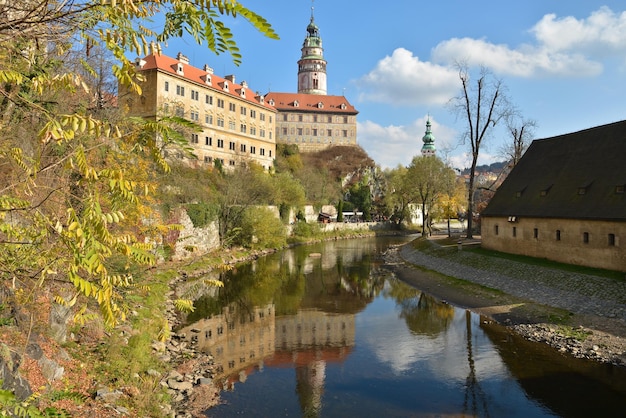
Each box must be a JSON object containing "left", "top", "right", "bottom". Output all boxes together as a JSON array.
[
  {"left": 136, "top": 53, "right": 276, "bottom": 110},
  {"left": 264, "top": 92, "right": 358, "bottom": 114}
]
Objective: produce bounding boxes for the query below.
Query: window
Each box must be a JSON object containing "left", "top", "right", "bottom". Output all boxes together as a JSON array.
[
  {"left": 240, "top": 144, "right": 246, "bottom": 152},
  {"left": 229, "top": 102, "right": 236, "bottom": 112},
  {"left": 229, "top": 141, "right": 235, "bottom": 151},
  {"left": 240, "top": 124, "right": 247, "bottom": 133},
  {"left": 164, "top": 81, "right": 169, "bottom": 92},
  {"left": 533, "top": 228, "right": 538, "bottom": 239},
  {"left": 176, "top": 85, "right": 185, "bottom": 96},
  {"left": 205, "top": 114, "right": 213, "bottom": 125},
  {"left": 282, "top": 127, "right": 288, "bottom": 136},
  {"left": 217, "top": 117, "right": 224, "bottom": 127},
  {"left": 298, "top": 115, "right": 303, "bottom": 122},
  {"left": 512, "top": 227, "right": 517, "bottom": 237},
  {"left": 583, "top": 232, "right": 589, "bottom": 244},
  {"left": 240, "top": 107, "right": 247, "bottom": 116},
  {"left": 494, "top": 225, "right": 499, "bottom": 235},
  {"left": 327, "top": 129, "right": 332, "bottom": 136},
  {"left": 250, "top": 109, "right": 256, "bottom": 118},
  {"left": 217, "top": 139, "right": 224, "bottom": 148},
  {"left": 260, "top": 113, "right": 265, "bottom": 121},
  {"left": 229, "top": 160, "right": 236, "bottom": 166},
  {"left": 313, "top": 115, "right": 318, "bottom": 122},
  {"left": 312, "top": 128, "right": 317, "bottom": 136},
  {"left": 204, "top": 156, "right": 212, "bottom": 163},
  {"left": 344, "top": 116, "right": 348, "bottom": 123},
  {"left": 190, "top": 110, "right": 199, "bottom": 121},
  {"left": 205, "top": 94, "right": 213, "bottom": 105},
  {"left": 342, "top": 130, "right": 348, "bottom": 137},
  {"left": 327, "top": 116, "right": 332, "bottom": 123},
  {"left": 250, "top": 146, "right": 256, "bottom": 154},
  {"left": 260, "top": 129, "right": 265, "bottom": 138},
  {"left": 608, "top": 233, "right": 616, "bottom": 246},
  {"left": 297, "top": 128, "right": 303, "bottom": 135},
  {"left": 191, "top": 133, "right": 198, "bottom": 144},
  {"left": 217, "top": 98, "right": 224, "bottom": 108},
  {"left": 250, "top": 127, "right": 256, "bottom": 136},
  {"left": 269, "top": 150, "right": 272, "bottom": 158},
  {"left": 556, "top": 230, "right": 561, "bottom": 241},
  {"left": 205, "top": 136, "right": 212, "bottom": 146},
  {"left": 175, "top": 106, "right": 184, "bottom": 117},
  {"left": 228, "top": 121, "right": 235, "bottom": 130},
  {"left": 191, "top": 90, "right": 199, "bottom": 100},
  {"left": 260, "top": 148, "right": 265, "bottom": 156}
]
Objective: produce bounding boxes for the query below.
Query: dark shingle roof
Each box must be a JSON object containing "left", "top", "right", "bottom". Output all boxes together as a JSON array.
[{"left": 481, "top": 120, "right": 626, "bottom": 221}]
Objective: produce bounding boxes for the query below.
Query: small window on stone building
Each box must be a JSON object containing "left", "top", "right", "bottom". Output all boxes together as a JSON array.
[
  {"left": 583, "top": 232, "right": 589, "bottom": 244},
  {"left": 494, "top": 225, "right": 499, "bottom": 235},
  {"left": 608, "top": 233, "right": 616, "bottom": 246},
  {"left": 512, "top": 227, "right": 517, "bottom": 237},
  {"left": 556, "top": 230, "right": 561, "bottom": 241},
  {"left": 533, "top": 228, "right": 538, "bottom": 239}
]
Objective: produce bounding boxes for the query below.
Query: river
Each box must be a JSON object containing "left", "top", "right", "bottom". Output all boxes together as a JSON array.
[{"left": 176, "top": 236, "right": 626, "bottom": 417}]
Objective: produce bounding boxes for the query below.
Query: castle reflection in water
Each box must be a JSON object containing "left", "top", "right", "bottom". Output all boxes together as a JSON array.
[{"left": 175, "top": 239, "right": 388, "bottom": 411}]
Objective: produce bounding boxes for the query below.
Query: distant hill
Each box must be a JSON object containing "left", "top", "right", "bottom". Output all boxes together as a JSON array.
[{"left": 461, "top": 161, "right": 508, "bottom": 175}]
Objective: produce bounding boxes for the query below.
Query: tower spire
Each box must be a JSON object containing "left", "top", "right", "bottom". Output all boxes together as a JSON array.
[
  {"left": 421, "top": 116, "right": 436, "bottom": 156},
  {"left": 297, "top": 1, "right": 327, "bottom": 95}
]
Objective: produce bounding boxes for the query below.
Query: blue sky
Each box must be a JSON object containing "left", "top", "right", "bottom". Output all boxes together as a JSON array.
[{"left": 157, "top": 1, "right": 626, "bottom": 170}]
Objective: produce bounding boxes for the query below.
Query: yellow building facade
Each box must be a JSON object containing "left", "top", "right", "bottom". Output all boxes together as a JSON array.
[{"left": 121, "top": 52, "right": 277, "bottom": 171}]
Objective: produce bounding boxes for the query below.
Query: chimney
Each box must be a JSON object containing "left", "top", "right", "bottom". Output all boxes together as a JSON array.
[
  {"left": 225, "top": 74, "right": 236, "bottom": 84},
  {"left": 176, "top": 52, "right": 189, "bottom": 64},
  {"left": 203, "top": 64, "right": 214, "bottom": 74}
]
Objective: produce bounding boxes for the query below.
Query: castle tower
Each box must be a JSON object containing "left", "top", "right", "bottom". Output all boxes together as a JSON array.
[
  {"left": 421, "top": 117, "right": 436, "bottom": 156},
  {"left": 297, "top": 5, "right": 327, "bottom": 95}
]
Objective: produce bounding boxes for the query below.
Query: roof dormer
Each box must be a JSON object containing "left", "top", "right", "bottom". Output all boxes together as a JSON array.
[{"left": 294, "top": 100, "right": 299, "bottom": 107}]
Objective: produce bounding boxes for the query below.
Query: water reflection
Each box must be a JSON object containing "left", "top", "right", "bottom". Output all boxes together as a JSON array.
[{"left": 175, "top": 238, "right": 626, "bottom": 417}]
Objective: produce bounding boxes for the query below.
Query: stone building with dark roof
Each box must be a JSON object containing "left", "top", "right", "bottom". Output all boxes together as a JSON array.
[{"left": 481, "top": 120, "right": 626, "bottom": 272}]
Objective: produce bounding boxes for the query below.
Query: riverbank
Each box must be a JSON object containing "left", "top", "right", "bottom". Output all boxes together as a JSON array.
[{"left": 388, "top": 236, "right": 626, "bottom": 367}]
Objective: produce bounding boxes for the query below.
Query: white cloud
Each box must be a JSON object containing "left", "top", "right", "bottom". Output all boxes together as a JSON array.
[
  {"left": 431, "top": 6, "right": 626, "bottom": 78},
  {"left": 531, "top": 7, "right": 626, "bottom": 57},
  {"left": 358, "top": 117, "right": 457, "bottom": 170},
  {"left": 432, "top": 37, "right": 602, "bottom": 78},
  {"left": 355, "top": 48, "right": 459, "bottom": 106}
]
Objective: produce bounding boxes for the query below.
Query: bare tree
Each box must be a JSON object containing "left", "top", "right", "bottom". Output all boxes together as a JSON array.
[
  {"left": 449, "top": 64, "right": 512, "bottom": 239},
  {"left": 500, "top": 115, "right": 537, "bottom": 167}
]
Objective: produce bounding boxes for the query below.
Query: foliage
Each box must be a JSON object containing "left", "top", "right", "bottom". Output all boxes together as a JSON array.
[
  {"left": 186, "top": 202, "right": 218, "bottom": 228},
  {"left": 0, "top": 384, "right": 70, "bottom": 417},
  {"left": 234, "top": 207, "right": 286, "bottom": 250},
  {"left": 0, "top": 0, "right": 279, "bottom": 332},
  {"left": 347, "top": 180, "right": 372, "bottom": 221}
]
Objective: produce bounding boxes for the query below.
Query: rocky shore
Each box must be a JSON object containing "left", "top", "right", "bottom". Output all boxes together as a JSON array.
[{"left": 387, "top": 238, "right": 626, "bottom": 367}]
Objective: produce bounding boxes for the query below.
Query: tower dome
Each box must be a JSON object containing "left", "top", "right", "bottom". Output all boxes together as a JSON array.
[
  {"left": 297, "top": 6, "right": 327, "bottom": 95},
  {"left": 421, "top": 118, "right": 436, "bottom": 156}
]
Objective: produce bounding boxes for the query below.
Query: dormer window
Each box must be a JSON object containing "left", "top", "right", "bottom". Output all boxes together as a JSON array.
[
  {"left": 317, "top": 102, "right": 324, "bottom": 109},
  {"left": 176, "top": 63, "right": 184, "bottom": 75},
  {"left": 223, "top": 81, "right": 229, "bottom": 92},
  {"left": 240, "top": 88, "right": 246, "bottom": 98},
  {"left": 340, "top": 103, "right": 346, "bottom": 110},
  {"left": 540, "top": 184, "right": 553, "bottom": 197},
  {"left": 204, "top": 75, "right": 212, "bottom": 86},
  {"left": 578, "top": 181, "right": 592, "bottom": 195},
  {"left": 294, "top": 100, "right": 299, "bottom": 107},
  {"left": 268, "top": 99, "right": 274, "bottom": 106}
]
